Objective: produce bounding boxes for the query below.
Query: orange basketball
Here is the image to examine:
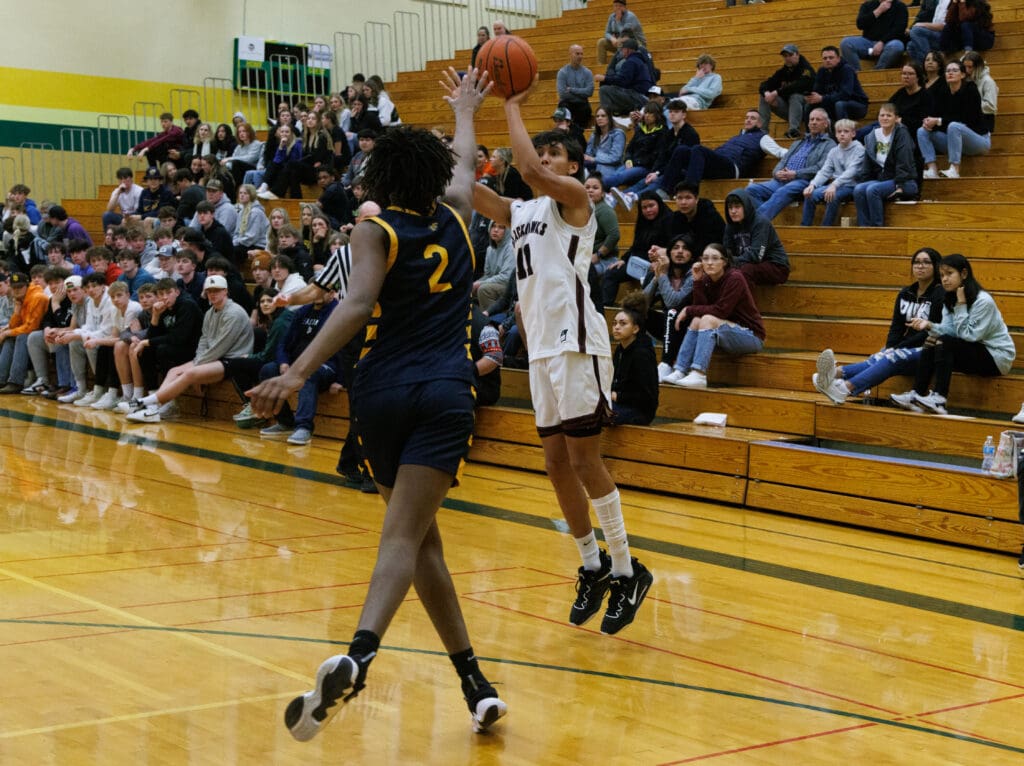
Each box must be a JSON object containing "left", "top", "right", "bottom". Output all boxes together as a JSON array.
[{"left": 475, "top": 35, "right": 538, "bottom": 99}]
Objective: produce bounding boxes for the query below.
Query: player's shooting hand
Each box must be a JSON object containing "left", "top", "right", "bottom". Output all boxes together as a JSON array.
[
  {"left": 440, "top": 67, "right": 492, "bottom": 113},
  {"left": 504, "top": 74, "right": 540, "bottom": 108},
  {"left": 246, "top": 370, "right": 305, "bottom": 419}
]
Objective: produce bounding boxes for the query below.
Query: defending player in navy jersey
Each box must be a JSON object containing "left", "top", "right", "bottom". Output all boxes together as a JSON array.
[
  {"left": 248, "top": 68, "right": 507, "bottom": 741},
  {"left": 473, "top": 77, "right": 654, "bottom": 636}
]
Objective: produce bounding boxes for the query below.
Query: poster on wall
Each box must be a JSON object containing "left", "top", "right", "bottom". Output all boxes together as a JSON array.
[{"left": 238, "top": 36, "right": 266, "bottom": 62}]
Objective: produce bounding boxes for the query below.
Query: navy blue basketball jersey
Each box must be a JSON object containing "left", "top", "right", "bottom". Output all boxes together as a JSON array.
[{"left": 354, "top": 203, "right": 476, "bottom": 390}]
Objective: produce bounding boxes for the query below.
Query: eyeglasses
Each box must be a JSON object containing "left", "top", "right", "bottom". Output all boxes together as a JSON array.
[{"left": 912, "top": 260, "right": 932, "bottom": 266}]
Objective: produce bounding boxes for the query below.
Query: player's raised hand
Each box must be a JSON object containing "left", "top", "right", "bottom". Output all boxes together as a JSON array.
[
  {"left": 440, "top": 67, "right": 492, "bottom": 113},
  {"left": 504, "top": 73, "right": 539, "bottom": 107}
]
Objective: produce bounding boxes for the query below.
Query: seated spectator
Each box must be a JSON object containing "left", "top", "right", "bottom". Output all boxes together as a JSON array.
[
  {"left": 26, "top": 268, "right": 81, "bottom": 397},
  {"left": 0, "top": 272, "right": 49, "bottom": 393},
  {"left": 189, "top": 201, "right": 234, "bottom": 260},
  {"left": 584, "top": 174, "right": 621, "bottom": 311},
  {"left": 585, "top": 108, "right": 627, "bottom": 177},
  {"left": 308, "top": 213, "right": 333, "bottom": 267},
  {"left": 135, "top": 168, "right": 177, "bottom": 231},
  {"left": 173, "top": 169, "right": 206, "bottom": 227},
  {"left": 859, "top": 62, "right": 930, "bottom": 141},
  {"left": 741, "top": 107, "right": 836, "bottom": 220},
  {"left": 44, "top": 241, "right": 74, "bottom": 272},
  {"left": 840, "top": 0, "right": 909, "bottom": 71},
  {"left": 174, "top": 248, "right": 206, "bottom": 306},
  {"left": 601, "top": 191, "right": 672, "bottom": 308},
  {"left": 316, "top": 167, "right": 354, "bottom": 231},
  {"left": 204, "top": 255, "right": 254, "bottom": 315},
  {"left": 907, "top": 0, "right": 950, "bottom": 64},
  {"left": 342, "top": 129, "right": 376, "bottom": 188},
  {"left": 474, "top": 222, "right": 514, "bottom": 313},
  {"left": 261, "top": 207, "right": 291, "bottom": 257},
  {"left": 918, "top": 60, "right": 990, "bottom": 179},
  {"left": 65, "top": 272, "right": 115, "bottom": 405},
  {"left": 655, "top": 110, "right": 780, "bottom": 195},
  {"left": 616, "top": 99, "right": 700, "bottom": 201},
  {"left": 469, "top": 306, "right": 503, "bottom": 408},
  {"left": 127, "top": 275, "right": 254, "bottom": 422},
  {"left": 256, "top": 124, "right": 303, "bottom": 200},
  {"left": 890, "top": 253, "right": 1014, "bottom": 415},
  {"left": 489, "top": 148, "right": 533, "bottom": 200},
  {"left": 964, "top": 50, "right": 998, "bottom": 137},
  {"left": 855, "top": 103, "right": 919, "bottom": 226},
  {"left": 663, "top": 243, "right": 765, "bottom": 388},
  {"left": 805, "top": 46, "right": 869, "bottom": 124},
  {"left": 5, "top": 184, "right": 41, "bottom": 226},
  {"left": 940, "top": 0, "right": 994, "bottom": 54},
  {"left": 802, "top": 118, "right": 867, "bottom": 226},
  {"left": 6, "top": 215, "right": 41, "bottom": 274},
  {"left": 212, "top": 123, "right": 237, "bottom": 162},
  {"left": 67, "top": 239, "right": 93, "bottom": 278},
  {"left": 116, "top": 249, "right": 157, "bottom": 299},
  {"left": 222, "top": 122, "right": 264, "bottom": 189},
  {"left": 643, "top": 233, "right": 695, "bottom": 381},
  {"left": 759, "top": 45, "right": 817, "bottom": 139},
  {"left": 812, "top": 248, "right": 944, "bottom": 403},
  {"left": 475, "top": 144, "right": 495, "bottom": 181},
  {"left": 922, "top": 50, "right": 945, "bottom": 91},
  {"left": 52, "top": 277, "right": 94, "bottom": 403},
  {"left": 127, "top": 111, "right": 185, "bottom": 168},
  {"left": 88, "top": 245, "right": 123, "bottom": 285},
  {"left": 112, "top": 282, "right": 158, "bottom": 410},
  {"left": 723, "top": 190, "right": 790, "bottom": 286},
  {"left": 471, "top": 26, "right": 490, "bottom": 69},
  {"left": 276, "top": 226, "right": 314, "bottom": 282},
  {"left": 102, "top": 167, "right": 143, "bottom": 228},
  {"left": 603, "top": 103, "right": 665, "bottom": 198},
  {"left": 677, "top": 54, "right": 723, "bottom": 111},
  {"left": 232, "top": 184, "right": 270, "bottom": 267},
  {"left": 597, "top": 0, "right": 647, "bottom": 65},
  {"left": 596, "top": 38, "right": 654, "bottom": 116},
  {"left": 663, "top": 182, "right": 725, "bottom": 257},
  {"left": 345, "top": 96, "right": 382, "bottom": 146},
  {"left": 270, "top": 253, "right": 308, "bottom": 300},
  {"left": 557, "top": 45, "right": 595, "bottom": 128},
  {"left": 247, "top": 251, "right": 276, "bottom": 313},
  {"left": 80, "top": 281, "right": 142, "bottom": 410},
  {"left": 610, "top": 292, "right": 658, "bottom": 425},
  {"left": 183, "top": 122, "right": 214, "bottom": 167},
  {"left": 364, "top": 75, "right": 400, "bottom": 126},
  {"left": 321, "top": 110, "right": 352, "bottom": 173},
  {"left": 551, "top": 107, "right": 588, "bottom": 157}
]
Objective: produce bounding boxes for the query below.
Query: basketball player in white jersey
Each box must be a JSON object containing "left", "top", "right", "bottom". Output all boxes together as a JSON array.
[{"left": 473, "top": 79, "right": 653, "bottom": 635}]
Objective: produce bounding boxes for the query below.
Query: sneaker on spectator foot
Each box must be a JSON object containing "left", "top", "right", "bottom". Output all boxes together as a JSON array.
[
  {"left": 257, "top": 189, "right": 279, "bottom": 200},
  {"left": 115, "top": 398, "right": 142, "bottom": 414},
  {"left": 922, "top": 167, "right": 939, "bottom": 180},
  {"left": 612, "top": 115, "right": 631, "bottom": 129},
  {"left": 74, "top": 388, "right": 103, "bottom": 407},
  {"left": 57, "top": 387, "right": 82, "bottom": 404},
  {"left": 287, "top": 427, "right": 312, "bottom": 446},
  {"left": 284, "top": 654, "right": 367, "bottom": 742},
  {"left": 940, "top": 166, "right": 960, "bottom": 179},
  {"left": 657, "top": 362, "right": 674, "bottom": 382},
  {"left": 913, "top": 391, "right": 947, "bottom": 414},
  {"left": 815, "top": 348, "right": 836, "bottom": 391},
  {"left": 608, "top": 187, "right": 628, "bottom": 210},
  {"left": 126, "top": 405, "right": 161, "bottom": 423},
  {"left": 233, "top": 403, "right": 254, "bottom": 421},
  {"left": 91, "top": 390, "right": 120, "bottom": 410},
  {"left": 662, "top": 369, "right": 687, "bottom": 386},
  {"left": 890, "top": 391, "right": 924, "bottom": 412},
  {"left": 260, "top": 423, "right": 293, "bottom": 438},
  {"left": 0, "top": 383, "right": 22, "bottom": 394},
  {"left": 601, "top": 557, "right": 654, "bottom": 635},
  {"left": 679, "top": 370, "right": 708, "bottom": 388},
  {"left": 570, "top": 550, "right": 612, "bottom": 626},
  {"left": 158, "top": 400, "right": 180, "bottom": 418},
  {"left": 1012, "top": 403, "right": 1024, "bottom": 424}
]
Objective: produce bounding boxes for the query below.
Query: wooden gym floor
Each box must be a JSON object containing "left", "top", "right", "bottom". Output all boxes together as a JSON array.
[{"left": 2, "top": 397, "right": 1024, "bottom": 765}]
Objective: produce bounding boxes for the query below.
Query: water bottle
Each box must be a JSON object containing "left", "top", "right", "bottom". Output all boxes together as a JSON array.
[{"left": 981, "top": 435, "right": 995, "bottom": 471}]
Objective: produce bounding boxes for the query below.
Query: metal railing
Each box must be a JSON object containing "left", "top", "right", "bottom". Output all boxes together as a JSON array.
[
  {"left": 19, "top": 143, "right": 59, "bottom": 204},
  {"left": 58, "top": 128, "right": 102, "bottom": 201}
]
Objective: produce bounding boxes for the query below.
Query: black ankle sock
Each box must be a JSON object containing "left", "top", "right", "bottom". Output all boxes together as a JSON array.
[
  {"left": 450, "top": 647, "right": 490, "bottom": 696},
  {"left": 349, "top": 629, "right": 381, "bottom": 664}
]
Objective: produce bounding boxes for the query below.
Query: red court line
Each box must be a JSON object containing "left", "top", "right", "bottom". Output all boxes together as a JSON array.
[
  {"left": 461, "top": 594, "right": 901, "bottom": 715},
  {"left": 661, "top": 723, "right": 878, "bottom": 764},
  {"left": 663, "top": 598, "right": 1024, "bottom": 691}
]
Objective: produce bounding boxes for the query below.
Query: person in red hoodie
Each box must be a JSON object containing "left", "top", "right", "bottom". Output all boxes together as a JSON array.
[
  {"left": 127, "top": 112, "right": 185, "bottom": 168},
  {"left": 0, "top": 272, "right": 49, "bottom": 392}
]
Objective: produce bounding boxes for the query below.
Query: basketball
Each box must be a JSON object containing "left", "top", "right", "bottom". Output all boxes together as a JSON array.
[{"left": 475, "top": 35, "right": 538, "bottom": 99}]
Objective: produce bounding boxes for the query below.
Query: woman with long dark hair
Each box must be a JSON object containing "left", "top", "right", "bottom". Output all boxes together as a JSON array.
[
  {"left": 813, "top": 248, "right": 945, "bottom": 404},
  {"left": 643, "top": 233, "right": 695, "bottom": 380},
  {"left": 891, "top": 253, "right": 1014, "bottom": 414},
  {"left": 918, "top": 60, "right": 990, "bottom": 179},
  {"left": 940, "top": 0, "right": 995, "bottom": 54}
]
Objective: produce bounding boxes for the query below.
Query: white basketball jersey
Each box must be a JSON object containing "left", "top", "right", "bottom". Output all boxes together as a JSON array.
[{"left": 510, "top": 196, "right": 609, "bottom": 361}]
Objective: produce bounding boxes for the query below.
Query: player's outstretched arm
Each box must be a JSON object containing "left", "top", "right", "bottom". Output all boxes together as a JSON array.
[
  {"left": 440, "top": 67, "right": 491, "bottom": 222},
  {"left": 503, "top": 76, "right": 589, "bottom": 221},
  {"left": 473, "top": 182, "right": 512, "bottom": 227},
  {"left": 247, "top": 222, "right": 387, "bottom": 417}
]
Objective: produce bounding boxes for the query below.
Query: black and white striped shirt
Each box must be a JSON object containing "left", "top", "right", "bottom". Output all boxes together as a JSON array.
[{"left": 311, "top": 244, "right": 353, "bottom": 298}]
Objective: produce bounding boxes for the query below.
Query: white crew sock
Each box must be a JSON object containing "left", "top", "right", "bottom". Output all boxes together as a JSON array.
[
  {"left": 574, "top": 530, "right": 602, "bottom": 571},
  {"left": 591, "top": 489, "right": 633, "bottom": 578},
  {"left": 140, "top": 393, "right": 159, "bottom": 407},
  {"left": 122, "top": 384, "right": 134, "bottom": 399}
]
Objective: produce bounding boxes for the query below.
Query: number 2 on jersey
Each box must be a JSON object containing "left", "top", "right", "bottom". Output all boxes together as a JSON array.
[
  {"left": 516, "top": 243, "right": 534, "bottom": 280},
  {"left": 423, "top": 245, "right": 451, "bottom": 293}
]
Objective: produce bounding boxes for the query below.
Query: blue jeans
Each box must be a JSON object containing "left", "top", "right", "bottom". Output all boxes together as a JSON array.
[
  {"left": 745, "top": 178, "right": 810, "bottom": 221},
  {"left": 801, "top": 184, "right": 855, "bottom": 226},
  {"left": 941, "top": 22, "right": 995, "bottom": 53},
  {"left": 841, "top": 347, "right": 921, "bottom": 395},
  {"left": 917, "top": 124, "right": 991, "bottom": 165},
  {"left": 242, "top": 169, "right": 265, "bottom": 187},
  {"left": 673, "top": 324, "right": 764, "bottom": 374},
  {"left": 602, "top": 165, "right": 647, "bottom": 188},
  {"left": 854, "top": 179, "right": 918, "bottom": 227},
  {"left": 839, "top": 36, "right": 906, "bottom": 70},
  {"left": 0, "top": 334, "right": 31, "bottom": 385},
  {"left": 907, "top": 26, "right": 941, "bottom": 64}
]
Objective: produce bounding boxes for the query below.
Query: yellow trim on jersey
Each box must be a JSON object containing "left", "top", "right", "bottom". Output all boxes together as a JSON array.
[
  {"left": 439, "top": 201, "right": 476, "bottom": 274},
  {"left": 359, "top": 303, "right": 383, "bottom": 360},
  {"left": 367, "top": 216, "right": 400, "bottom": 274}
]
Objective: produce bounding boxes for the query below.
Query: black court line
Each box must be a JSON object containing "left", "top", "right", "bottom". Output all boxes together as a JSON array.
[
  {"left": 2, "top": 618, "right": 1022, "bottom": 756},
  {"left": 5, "top": 407, "right": 1024, "bottom": 635}
]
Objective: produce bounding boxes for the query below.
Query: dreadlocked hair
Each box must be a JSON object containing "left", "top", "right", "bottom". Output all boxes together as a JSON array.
[
  {"left": 361, "top": 126, "right": 454, "bottom": 214},
  {"left": 619, "top": 291, "right": 648, "bottom": 327}
]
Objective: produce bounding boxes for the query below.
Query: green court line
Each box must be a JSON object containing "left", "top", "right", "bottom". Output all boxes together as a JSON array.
[
  {"left": 2, "top": 618, "right": 1022, "bottom": 756},
  {"left": 5, "top": 407, "right": 1024, "bottom": 635}
]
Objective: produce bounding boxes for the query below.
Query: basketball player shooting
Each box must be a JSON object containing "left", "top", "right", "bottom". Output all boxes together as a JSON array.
[{"left": 472, "top": 76, "right": 654, "bottom": 635}]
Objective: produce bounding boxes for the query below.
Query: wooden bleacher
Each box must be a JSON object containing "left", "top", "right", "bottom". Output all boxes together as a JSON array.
[{"left": 61, "top": 0, "right": 1024, "bottom": 556}]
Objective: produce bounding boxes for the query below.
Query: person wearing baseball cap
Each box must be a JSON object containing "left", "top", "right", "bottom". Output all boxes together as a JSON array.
[
  {"left": 127, "top": 270, "right": 252, "bottom": 423},
  {"left": 0, "top": 270, "right": 49, "bottom": 394},
  {"left": 758, "top": 44, "right": 817, "bottom": 138},
  {"left": 597, "top": 30, "right": 655, "bottom": 117}
]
